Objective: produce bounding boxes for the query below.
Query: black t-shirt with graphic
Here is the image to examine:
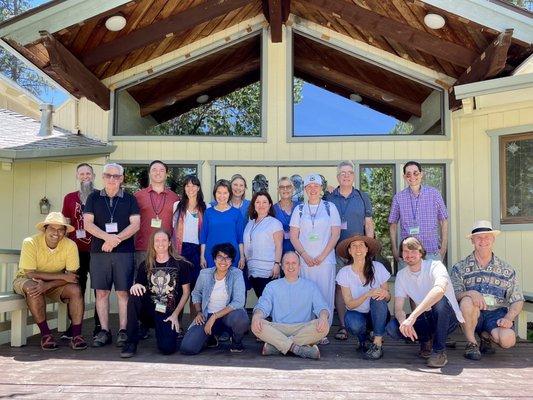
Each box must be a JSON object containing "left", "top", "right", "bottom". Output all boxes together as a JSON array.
[{"left": 136, "top": 257, "right": 191, "bottom": 312}]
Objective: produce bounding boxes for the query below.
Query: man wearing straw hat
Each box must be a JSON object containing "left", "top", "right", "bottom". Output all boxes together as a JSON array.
[
  {"left": 13, "top": 212, "right": 87, "bottom": 351},
  {"left": 451, "top": 220, "right": 524, "bottom": 361}
]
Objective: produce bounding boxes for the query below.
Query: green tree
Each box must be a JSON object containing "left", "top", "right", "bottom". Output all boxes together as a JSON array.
[
  {"left": 148, "top": 79, "right": 304, "bottom": 136},
  {"left": 0, "top": 0, "right": 51, "bottom": 95}
]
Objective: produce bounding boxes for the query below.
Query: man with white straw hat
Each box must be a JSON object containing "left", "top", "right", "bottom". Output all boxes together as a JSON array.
[
  {"left": 451, "top": 220, "right": 524, "bottom": 361},
  {"left": 13, "top": 212, "right": 87, "bottom": 351}
]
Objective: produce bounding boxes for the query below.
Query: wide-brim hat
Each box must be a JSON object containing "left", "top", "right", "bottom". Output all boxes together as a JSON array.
[
  {"left": 336, "top": 235, "right": 381, "bottom": 259},
  {"left": 466, "top": 220, "right": 501, "bottom": 239},
  {"left": 304, "top": 173, "right": 323, "bottom": 187},
  {"left": 36, "top": 212, "right": 75, "bottom": 233}
]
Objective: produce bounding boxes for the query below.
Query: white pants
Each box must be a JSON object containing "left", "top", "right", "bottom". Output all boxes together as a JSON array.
[{"left": 300, "top": 262, "right": 335, "bottom": 325}]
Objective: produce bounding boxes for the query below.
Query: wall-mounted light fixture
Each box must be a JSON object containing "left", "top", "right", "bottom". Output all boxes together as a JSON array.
[{"left": 39, "top": 197, "right": 51, "bottom": 215}]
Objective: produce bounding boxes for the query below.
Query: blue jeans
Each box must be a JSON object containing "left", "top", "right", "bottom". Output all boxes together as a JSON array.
[
  {"left": 180, "top": 309, "right": 249, "bottom": 355},
  {"left": 344, "top": 298, "right": 389, "bottom": 343},
  {"left": 386, "top": 297, "right": 458, "bottom": 353},
  {"left": 476, "top": 307, "right": 509, "bottom": 334}
]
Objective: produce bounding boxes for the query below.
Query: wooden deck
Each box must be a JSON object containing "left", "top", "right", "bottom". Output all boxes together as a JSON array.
[{"left": 0, "top": 316, "right": 532, "bottom": 399}]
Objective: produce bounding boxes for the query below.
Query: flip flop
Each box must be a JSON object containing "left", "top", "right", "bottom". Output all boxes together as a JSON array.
[{"left": 335, "top": 327, "right": 348, "bottom": 341}]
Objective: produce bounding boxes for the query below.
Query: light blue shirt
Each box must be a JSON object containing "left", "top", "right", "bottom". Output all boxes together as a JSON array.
[{"left": 254, "top": 277, "right": 329, "bottom": 324}]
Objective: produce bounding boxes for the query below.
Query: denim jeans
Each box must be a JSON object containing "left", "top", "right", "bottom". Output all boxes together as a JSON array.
[
  {"left": 386, "top": 297, "right": 458, "bottom": 353},
  {"left": 126, "top": 292, "right": 179, "bottom": 355},
  {"left": 180, "top": 309, "right": 249, "bottom": 355},
  {"left": 344, "top": 298, "right": 390, "bottom": 343}
]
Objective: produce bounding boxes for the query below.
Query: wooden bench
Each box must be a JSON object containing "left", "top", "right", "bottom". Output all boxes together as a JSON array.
[
  {"left": 0, "top": 292, "right": 68, "bottom": 347},
  {"left": 517, "top": 292, "right": 533, "bottom": 339}
]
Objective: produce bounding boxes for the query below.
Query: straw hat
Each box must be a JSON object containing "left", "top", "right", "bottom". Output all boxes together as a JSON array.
[
  {"left": 466, "top": 220, "right": 501, "bottom": 239},
  {"left": 35, "top": 212, "right": 75, "bottom": 233},
  {"left": 336, "top": 234, "right": 381, "bottom": 259}
]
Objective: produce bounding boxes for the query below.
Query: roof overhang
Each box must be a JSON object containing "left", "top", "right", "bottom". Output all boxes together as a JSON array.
[{"left": 0, "top": 143, "right": 116, "bottom": 161}]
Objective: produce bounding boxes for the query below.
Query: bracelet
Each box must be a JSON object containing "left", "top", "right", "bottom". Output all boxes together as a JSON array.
[{"left": 274, "top": 261, "right": 281, "bottom": 265}]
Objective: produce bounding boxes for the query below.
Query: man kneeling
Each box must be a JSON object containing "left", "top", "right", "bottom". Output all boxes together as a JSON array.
[
  {"left": 13, "top": 212, "right": 87, "bottom": 351},
  {"left": 251, "top": 252, "right": 330, "bottom": 360}
]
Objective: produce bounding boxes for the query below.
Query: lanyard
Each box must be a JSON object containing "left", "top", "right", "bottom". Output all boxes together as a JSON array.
[
  {"left": 105, "top": 196, "right": 119, "bottom": 223},
  {"left": 307, "top": 200, "right": 322, "bottom": 230},
  {"left": 249, "top": 216, "right": 266, "bottom": 241},
  {"left": 149, "top": 191, "right": 166, "bottom": 218},
  {"left": 410, "top": 188, "right": 421, "bottom": 222}
]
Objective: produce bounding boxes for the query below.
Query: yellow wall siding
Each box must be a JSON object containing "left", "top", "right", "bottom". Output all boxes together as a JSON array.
[{"left": 0, "top": 80, "right": 40, "bottom": 119}]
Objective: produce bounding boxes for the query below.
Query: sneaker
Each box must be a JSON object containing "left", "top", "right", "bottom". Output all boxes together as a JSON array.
[
  {"left": 318, "top": 337, "right": 330, "bottom": 345},
  {"left": 427, "top": 351, "right": 448, "bottom": 368},
  {"left": 93, "top": 324, "right": 102, "bottom": 339},
  {"left": 116, "top": 329, "right": 128, "bottom": 347},
  {"left": 206, "top": 335, "right": 219, "bottom": 348},
  {"left": 70, "top": 335, "right": 88, "bottom": 351},
  {"left": 60, "top": 326, "right": 73, "bottom": 340},
  {"left": 41, "top": 334, "right": 59, "bottom": 351},
  {"left": 262, "top": 342, "right": 281, "bottom": 356},
  {"left": 480, "top": 335, "right": 496, "bottom": 355},
  {"left": 230, "top": 341, "right": 245, "bottom": 353},
  {"left": 120, "top": 342, "right": 137, "bottom": 358},
  {"left": 363, "top": 343, "right": 383, "bottom": 360},
  {"left": 92, "top": 329, "right": 112, "bottom": 347},
  {"left": 464, "top": 341, "right": 481, "bottom": 360},
  {"left": 418, "top": 340, "right": 432, "bottom": 359},
  {"left": 292, "top": 344, "right": 320, "bottom": 360},
  {"left": 138, "top": 325, "right": 150, "bottom": 340},
  {"left": 218, "top": 331, "right": 230, "bottom": 342}
]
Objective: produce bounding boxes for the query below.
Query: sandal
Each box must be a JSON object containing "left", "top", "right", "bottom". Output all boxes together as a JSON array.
[
  {"left": 335, "top": 327, "right": 348, "bottom": 341},
  {"left": 70, "top": 335, "right": 88, "bottom": 350},
  {"left": 41, "top": 334, "right": 59, "bottom": 351}
]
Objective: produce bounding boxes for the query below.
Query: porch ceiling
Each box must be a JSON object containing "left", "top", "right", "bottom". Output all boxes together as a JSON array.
[{"left": 0, "top": 0, "right": 530, "bottom": 113}]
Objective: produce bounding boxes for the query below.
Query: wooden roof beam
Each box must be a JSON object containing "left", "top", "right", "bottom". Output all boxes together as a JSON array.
[
  {"left": 40, "top": 32, "right": 110, "bottom": 110},
  {"left": 82, "top": 0, "right": 252, "bottom": 68},
  {"left": 449, "top": 28, "right": 514, "bottom": 110},
  {"left": 262, "top": 0, "right": 290, "bottom": 42},
  {"left": 305, "top": 0, "right": 479, "bottom": 68},
  {"left": 297, "top": 57, "right": 422, "bottom": 117}
]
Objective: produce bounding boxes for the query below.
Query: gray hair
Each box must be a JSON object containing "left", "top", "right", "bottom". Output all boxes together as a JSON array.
[
  {"left": 282, "top": 251, "right": 300, "bottom": 264},
  {"left": 103, "top": 163, "right": 124, "bottom": 175},
  {"left": 337, "top": 161, "right": 354, "bottom": 175},
  {"left": 278, "top": 176, "right": 293, "bottom": 186}
]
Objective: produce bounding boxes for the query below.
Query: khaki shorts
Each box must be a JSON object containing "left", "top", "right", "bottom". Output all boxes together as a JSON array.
[{"left": 13, "top": 277, "right": 67, "bottom": 303}]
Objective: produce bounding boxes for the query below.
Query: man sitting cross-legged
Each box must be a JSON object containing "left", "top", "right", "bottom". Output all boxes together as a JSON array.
[
  {"left": 12, "top": 212, "right": 87, "bottom": 351},
  {"left": 251, "top": 251, "right": 330, "bottom": 360}
]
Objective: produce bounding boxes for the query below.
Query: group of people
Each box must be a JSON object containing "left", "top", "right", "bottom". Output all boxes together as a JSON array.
[{"left": 14, "top": 159, "right": 524, "bottom": 368}]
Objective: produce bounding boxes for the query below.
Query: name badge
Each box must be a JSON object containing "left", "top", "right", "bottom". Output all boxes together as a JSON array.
[
  {"left": 105, "top": 222, "right": 118, "bottom": 233},
  {"left": 155, "top": 302, "right": 167, "bottom": 313},
  {"left": 151, "top": 218, "right": 162, "bottom": 228},
  {"left": 308, "top": 232, "right": 320, "bottom": 242},
  {"left": 409, "top": 226, "right": 420, "bottom": 235},
  {"left": 341, "top": 221, "right": 348, "bottom": 230},
  {"left": 483, "top": 294, "right": 497, "bottom": 307},
  {"left": 284, "top": 231, "right": 290, "bottom": 240},
  {"left": 75, "top": 229, "right": 86, "bottom": 239}
]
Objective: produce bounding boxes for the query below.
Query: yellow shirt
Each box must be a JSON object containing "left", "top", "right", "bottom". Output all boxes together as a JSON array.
[{"left": 17, "top": 233, "right": 79, "bottom": 278}]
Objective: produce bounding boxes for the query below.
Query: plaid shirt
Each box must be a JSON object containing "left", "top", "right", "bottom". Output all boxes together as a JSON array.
[
  {"left": 388, "top": 185, "right": 447, "bottom": 253},
  {"left": 451, "top": 252, "right": 524, "bottom": 310}
]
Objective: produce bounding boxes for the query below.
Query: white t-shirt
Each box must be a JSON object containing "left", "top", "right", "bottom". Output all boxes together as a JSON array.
[
  {"left": 172, "top": 201, "right": 209, "bottom": 244},
  {"left": 243, "top": 216, "right": 283, "bottom": 278},
  {"left": 395, "top": 260, "right": 464, "bottom": 323},
  {"left": 336, "top": 262, "right": 391, "bottom": 313},
  {"left": 207, "top": 277, "right": 228, "bottom": 314},
  {"left": 289, "top": 201, "right": 341, "bottom": 267}
]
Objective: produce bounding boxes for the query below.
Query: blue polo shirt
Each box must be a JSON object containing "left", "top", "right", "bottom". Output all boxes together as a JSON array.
[
  {"left": 84, "top": 188, "right": 140, "bottom": 253},
  {"left": 325, "top": 187, "right": 373, "bottom": 241}
]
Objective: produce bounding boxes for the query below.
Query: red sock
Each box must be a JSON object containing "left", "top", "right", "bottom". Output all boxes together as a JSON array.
[
  {"left": 37, "top": 321, "right": 51, "bottom": 336},
  {"left": 71, "top": 324, "right": 82, "bottom": 337}
]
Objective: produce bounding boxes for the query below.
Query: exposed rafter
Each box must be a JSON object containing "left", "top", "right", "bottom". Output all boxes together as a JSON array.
[
  {"left": 262, "top": 0, "right": 290, "bottom": 42},
  {"left": 40, "top": 32, "right": 110, "bottom": 110},
  {"left": 449, "top": 29, "right": 514, "bottom": 110},
  {"left": 305, "top": 0, "right": 479, "bottom": 68},
  {"left": 82, "top": 0, "right": 252, "bottom": 68}
]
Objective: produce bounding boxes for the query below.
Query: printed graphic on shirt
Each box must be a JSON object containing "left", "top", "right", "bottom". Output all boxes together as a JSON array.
[{"left": 150, "top": 268, "right": 178, "bottom": 310}]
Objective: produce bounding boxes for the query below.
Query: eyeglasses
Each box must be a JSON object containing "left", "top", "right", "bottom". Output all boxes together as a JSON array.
[
  {"left": 338, "top": 171, "right": 354, "bottom": 177},
  {"left": 103, "top": 173, "right": 122, "bottom": 180},
  {"left": 215, "top": 255, "right": 232, "bottom": 263},
  {"left": 278, "top": 185, "right": 293, "bottom": 190},
  {"left": 405, "top": 171, "right": 421, "bottom": 178}
]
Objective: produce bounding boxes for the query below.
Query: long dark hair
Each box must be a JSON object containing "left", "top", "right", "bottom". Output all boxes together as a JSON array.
[
  {"left": 177, "top": 175, "right": 206, "bottom": 216},
  {"left": 248, "top": 190, "right": 276, "bottom": 220},
  {"left": 346, "top": 242, "right": 375, "bottom": 287}
]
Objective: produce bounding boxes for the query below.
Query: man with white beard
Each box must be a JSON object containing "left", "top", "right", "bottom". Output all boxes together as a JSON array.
[{"left": 62, "top": 163, "right": 100, "bottom": 338}]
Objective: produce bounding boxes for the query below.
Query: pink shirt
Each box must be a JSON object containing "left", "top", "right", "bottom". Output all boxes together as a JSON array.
[{"left": 134, "top": 186, "right": 179, "bottom": 251}]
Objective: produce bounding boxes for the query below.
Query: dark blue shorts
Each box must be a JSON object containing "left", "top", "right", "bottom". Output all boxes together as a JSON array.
[
  {"left": 475, "top": 307, "right": 509, "bottom": 334},
  {"left": 90, "top": 252, "right": 134, "bottom": 291}
]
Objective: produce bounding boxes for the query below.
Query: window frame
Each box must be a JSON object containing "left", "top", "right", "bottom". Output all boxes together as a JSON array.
[{"left": 488, "top": 124, "right": 533, "bottom": 230}]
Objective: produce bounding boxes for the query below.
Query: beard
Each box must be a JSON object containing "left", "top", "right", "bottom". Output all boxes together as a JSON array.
[{"left": 79, "top": 181, "right": 94, "bottom": 205}]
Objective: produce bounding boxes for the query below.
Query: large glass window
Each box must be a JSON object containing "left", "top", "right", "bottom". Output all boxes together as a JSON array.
[
  {"left": 123, "top": 165, "right": 197, "bottom": 194},
  {"left": 499, "top": 132, "right": 533, "bottom": 224}
]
